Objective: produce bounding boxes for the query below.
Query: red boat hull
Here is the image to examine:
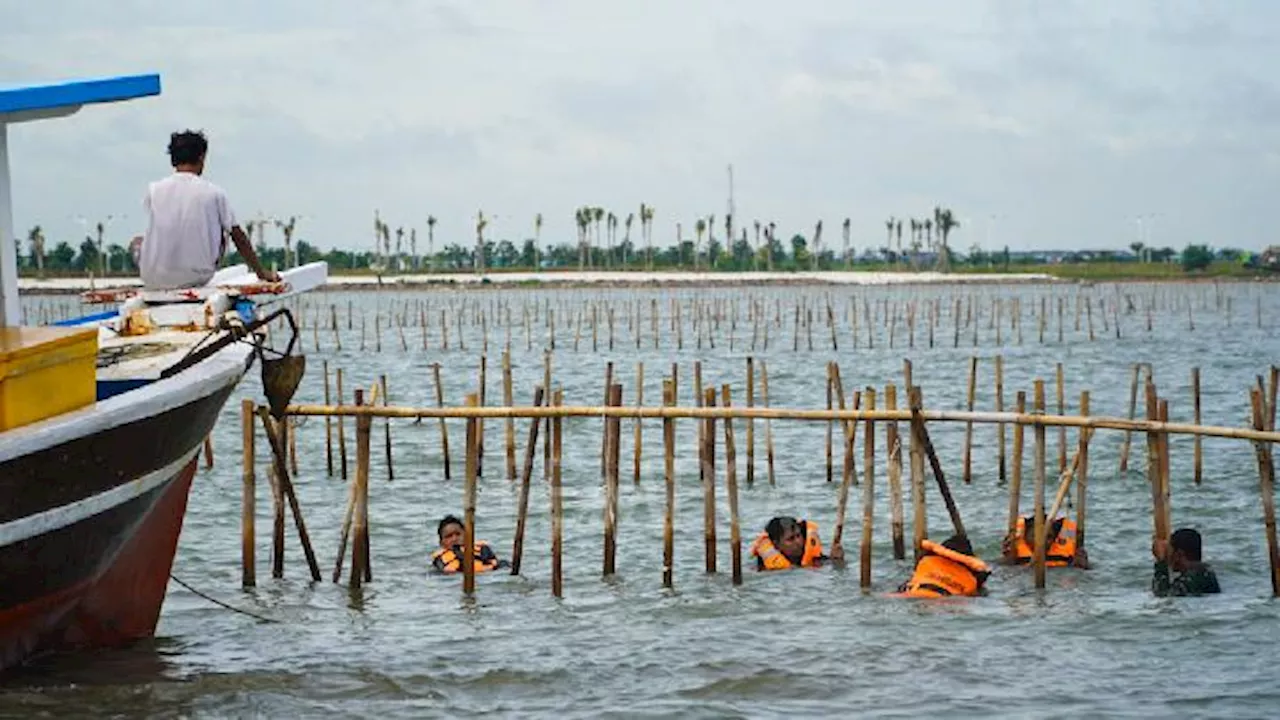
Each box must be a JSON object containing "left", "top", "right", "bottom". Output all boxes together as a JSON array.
[
  {"left": 0, "top": 381, "right": 234, "bottom": 671},
  {"left": 0, "top": 458, "right": 196, "bottom": 670}
]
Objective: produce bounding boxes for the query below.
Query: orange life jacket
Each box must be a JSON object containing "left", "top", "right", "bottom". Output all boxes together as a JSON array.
[
  {"left": 1014, "top": 516, "right": 1078, "bottom": 567},
  {"left": 899, "top": 539, "right": 991, "bottom": 598},
  {"left": 750, "top": 521, "right": 824, "bottom": 570},
  {"left": 432, "top": 541, "right": 500, "bottom": 574}
]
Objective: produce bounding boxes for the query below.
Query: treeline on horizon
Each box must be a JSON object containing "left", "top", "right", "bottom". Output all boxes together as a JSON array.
[{"left": 11, "top": 211, "right": 1266, "bottom": 278}]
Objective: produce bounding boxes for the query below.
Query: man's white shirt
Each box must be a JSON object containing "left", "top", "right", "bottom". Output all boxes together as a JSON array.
[{"left": 140, "top": 171, "right": 236, "bottom": 289}]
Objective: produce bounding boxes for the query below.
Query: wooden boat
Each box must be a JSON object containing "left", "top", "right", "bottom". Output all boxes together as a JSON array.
[{"left": 0, "top": 74, "right": 320, "bottom": 670}]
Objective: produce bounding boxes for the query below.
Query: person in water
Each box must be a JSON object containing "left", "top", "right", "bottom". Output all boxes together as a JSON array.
[
  {"left": 1000, "top": 514, "right": 1090, "bottom": 568},
  {"left": 897, "top": 535, "right": 991, "bottom": 597},
  {"left": 431, "top": 515, "right": 508, "bottom": 574},
  {"left": 1152, "top": 528, "right": 1220, "bottom": 596},
  {"left": 749, "top": 516, "right": 844, "bottom": 570}
]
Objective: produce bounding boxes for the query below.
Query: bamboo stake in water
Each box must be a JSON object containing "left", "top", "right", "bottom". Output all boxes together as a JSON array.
[
  {"left": 241, "top": 399, "right": 256, "bottom": 588},
  {"left": 432, "top": 363, "right": 451, "bottom": 481},
  {"left": 603, "top": 384, "right": 621, "bottom": 576},
  {"left": 721, "top": 385, "right": 743, "bottom": 585},
  {"left": 662, "top": 379, "right": 676, "bottom": 589},
  {"left": 1076, "top": 391, "right": 1091, "bottom": 551},
  {"left": 1032, "top": 380, "right": 1048, "bottom": 590},
  {"left": 825, "top": 365, "right": 835, "bottom": 483},
  {"left": 908, "top": 387, "right": 967, "bottom": 539},
  {"left": 1056, "top": 363, "right": 1067, "bottom": 474},
  {"left": 832, "top": 390, "right": 861, "bottom": 549},
  {"left": 909, "top": 388, "right": 927, "bottom": 558},
  {"left": 1249, "top": 388, "right": 1280, "bottom": 596},
  {"left": 746, "top": 357, "right": 756, "bottom": 486},
  {"left": 323, "top": 360, "right": 333, "bottom": 477},
  {"left": 1119, "top": 364, "right": 1140, "bottom": 473},
  {"left": 702, "top": 387, "right": 718, "bottom": 573},
  {"left": 510, "top": 386, "right": 545, "bottom": 576},
  {"left": 761, "top": 360, "right": 776, "bottom": 486},
  {"left": 633, "top": 362, "right": 644, "bottom": 485},
  {"left": 337, "top": 368, "right": 349, "bottom": 480},
  {"left": 995, "top": 354, "right": 1007, "bottom": 484},
  {"left": 351, "top": 389, "right": 372, "bottom": 588},
  {"left": 551, "top": 389, "right": 564, "bottom": 598},
  {"left": 885, "top": 385, "right": 906, "bottom": 559},
  {"left": 860, "top": 387, "right": 877, "bottom": 588},
  {"left": 504, "top": 350, "right": 516, "bottom": 481},
  {"left": 963, "top": 356, "right": 977, "bottom": 484},
  {"left": 463, "top": 394, "right": 479, "bottom": 596},
  {"left": 1192, "top": 367, "right": 1203, "bottom": 485},
  {"left": 380, "top": 374, "right": 393, "bottom": 480}
]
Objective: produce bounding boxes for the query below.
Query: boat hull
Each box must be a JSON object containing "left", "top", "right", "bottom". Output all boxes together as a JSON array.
[{"left": 0, "top": 355, "right": 241, "bottom": 671}]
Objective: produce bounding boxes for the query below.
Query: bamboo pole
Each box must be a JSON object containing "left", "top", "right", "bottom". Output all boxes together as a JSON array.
[
  {"left": 431, "top": 363, "right": 451, "bottom": 480},
  {"left": 908, "top": 387, "right": 966, "bottom": 538},
  {"left": 1032, "top": 380, "right": 1047, "bottom": 589},
  {"left": 504, "top": 350, "right": 516, "bottom": 481},
  {"left": 543, "top": 351, "right": 552, "bottom": 480},
  {"left": 885, "top": 386, "right": 906, "bottom": 560},
  {"left": 1250, "top": 388, "right": 1280, "bottom": 596},
  {"left": 860, "top": 387, "right": 876, "bottom": 588},
  {"left": 551, "top": 389, "right": 564, "bottom": 598},
  {"left": 746, "top": 357, "right": 755, "bottom": 486},
  {"left": 909, "top": 389, "right": 927, "bottom": 558},
  {"left": 1007, "top": 391, "right": 1026, "bottom": 540},
  {"left": 825, "top": 365, "right": 835, "bottom": 484},
  {"left": 721, "top": 385, "right": 743, "bottom": 586},
  {"left": 1192, "top": 367, "right": 1202, "bottom": 485},
  {"left": 963, "top": 356, "right": 977, "bottom": 484},
  {"left": 1056, "top": 363, "right": 1067, "bottom": 474},
  {"left": 702, "top": 387, "right": 718, "bottom": 573},
  {"left": 995, "top": 354, "right": 1007, "bottom": 484},
  {"left": 258, "top": 409, "right": 322, "bottom": 582},
  {"left": 832, "top": 390, "right": 861, "bottom": 549},
  {"left": 601, "top": 361, "right": 614, "bottom": 479},
  {"left": 831, "top": 364, "right": 854, "bottom": 489},
  {"left": 1119, "top": 364, "right": 1140, "bottom": 473},
  {"left": 463, "top": 393, "right": 479, "bottom": 596},
  {"left": 380, "top": 374, "right": 393, "bottom": 480},
  {"left": 603, "top": 383, "right": 621, "bottom": 577},
  {"left": 762, "top": 360, "right": 776, "bottom": 486},
  {"left": 323, "top": 360, "right": 333, "bottom": 478},
  {"left": 1076, "top": 392, "right": 1091, "bottom": 551},
  {"left": 1145, "top": 380, "right": 1169, "bottom": 541},
  {"left": 337, "top": 368, "right": 348, "bottom": 480},
  {"left": 662, "top": 379, "right": 676, "bottom": 589},
  {"left": 241, "top": 399, "right": 256, "bottom": 588},
  {"left": 633, "top": 362, "right": 644, "bottom": 485},
  {"left": 351, "top": 389, "right": 372, "bottom": 588},
  {"left": 477, "top": 355, "right": 486, "bottom": 477},
  {"left": 509, "top": 386, "right": 545, "bottom": 576}
]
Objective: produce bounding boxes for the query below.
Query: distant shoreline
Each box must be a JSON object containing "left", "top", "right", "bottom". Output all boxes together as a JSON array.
[{"left": 16, "top": 268, "right": 1274, "bottom": 295}]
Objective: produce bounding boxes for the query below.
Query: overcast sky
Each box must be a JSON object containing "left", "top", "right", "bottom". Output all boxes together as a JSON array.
[{"left": 2, "top": 1, "right": 1276, "bottom": 255}]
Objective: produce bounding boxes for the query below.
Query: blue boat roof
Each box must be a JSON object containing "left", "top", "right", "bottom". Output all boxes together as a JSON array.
[{"left": 0, "top": 74, "right": 160, "bottom": 120}]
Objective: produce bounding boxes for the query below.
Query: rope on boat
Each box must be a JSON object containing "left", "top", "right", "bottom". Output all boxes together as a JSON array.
[{"left": 169, "top": 574, "right": 280, "bottom": 624}]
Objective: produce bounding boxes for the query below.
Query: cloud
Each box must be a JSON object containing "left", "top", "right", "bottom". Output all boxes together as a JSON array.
[{"left": 2, "top": 0, "right": 1278, "bottom": 254}]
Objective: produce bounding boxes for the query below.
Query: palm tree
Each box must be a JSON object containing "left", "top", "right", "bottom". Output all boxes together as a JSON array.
[
  {"left": 27, "top": 225, "right": 45, "bottom": 279},
  {"left": 409, "top": 228, "right": 418, "bottom": 270},
  {"left": 606, "top": 211, "right": 617, "bottom": 268},
  {"left": 394, "top": 226, "right": 404, "bottom": 271},
  {"left": 474, "top": 210, "right": 487, "bottom": 274},
  {"left": 640, "top": 204, "right": 655, "bottom": 270},
  {"left": 592, "top": 207, "right": 604, "bottom": 269},
  {"left": 380, "top": 221, "right": 392, "bottom": 270},
  {"left": 624, "top": 212, "right": 634, "bottom": 268},
  {"left": 373, "top": 210, "right": 383, "bottom": 269},
  {"left": 94, "top": 220, "right": 107, "bottom": 277},
  {"left": 895, "top": 220, "right": 903, "bottom": 262},
  {"left": 924, "top": 217, "right": 934, "bottom": 253},
  {"left": 753, "top": 219, "right": 762, "bottom": 271},
  {"left": 885, "top": 218, "right": 894, "bottom": 264},
  {"left": 534, "top": 212, "right": 543, "bottom": 269},
  {"left": 427, "top": 215, "right": 437, "bottom": 270},
  {"left": 936, "top": 208, "right": 959, "bottom": 272},
  {"left": 276, "top": 216, "right": 298, "bottom": 269},
  {"left": 724, "top": 213, "right": 733, "bottom": 270},
  {"left": 576, "top": 207, "right": 590, "bottom": 270},
  {"left": 842, "top": 217, "right": 852, "bottom": 268},
  {"left": 767, "top": 221, "right": 777, "bottom": 271},
  {"left": 812, "top": 220, "right": 823, "bottom": 271},
  {"left": 694, "top": 218, "right": 706, "bottom": 270}
]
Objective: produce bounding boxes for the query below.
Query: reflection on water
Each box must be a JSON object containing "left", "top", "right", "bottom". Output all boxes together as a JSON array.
[{"left": 9, "top": 283, "right": 1280, "bottom": 717}]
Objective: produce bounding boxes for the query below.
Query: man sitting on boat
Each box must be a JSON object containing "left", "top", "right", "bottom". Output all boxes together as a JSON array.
[
  {"left": 896, "top": 535, "right": 991, "bottom": 598},
  {"left": 431, "top": 515, "right": 508, "bottom": 574},
  {"left": 134, "top": 129, "right": 277, "bottom": 290},
  {"left": 1000, "top": 515, "right": 1090, "bottom": 569},
  {"left": 749, "top": 516, "right": 844, "bottom": 571}
]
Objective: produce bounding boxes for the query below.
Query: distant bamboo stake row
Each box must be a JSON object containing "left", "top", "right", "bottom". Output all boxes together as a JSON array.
[{"left": 285, "top": 402, "right": 1280, "bottom": 444}]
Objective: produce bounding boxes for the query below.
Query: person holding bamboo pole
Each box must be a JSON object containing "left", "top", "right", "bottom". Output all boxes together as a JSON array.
[
  {"left": 895, "top": 535, "right": 991, "bottom": 598},
  {"left": 431, "top": 515, "right": 509, "bottom": 574},
  {"left": 749, "top": 517, "right": 844, "bottom": 571},
  {"left": 1152, "top": 529, "right": 1220, "bottom": 597}
]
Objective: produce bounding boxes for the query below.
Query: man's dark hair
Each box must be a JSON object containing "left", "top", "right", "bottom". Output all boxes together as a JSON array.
[
  {"left": 1171, "top": 528, "right": 1202, "bottom": 562},
  {"left": 437, "top": 514, "right": 465, "bottom": 540},
  {"left": 168, "top": 130, "right": 208, "bottom": 166},
  {"left": 765, "top": 516, "right": 801, "bottom": 546},
  {"left": 941, "top": 534, "right": 973, "bottom": 556}
]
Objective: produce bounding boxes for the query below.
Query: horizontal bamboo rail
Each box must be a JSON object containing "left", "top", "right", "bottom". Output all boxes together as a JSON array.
[{"left": 284, "top": 403, "right": 1280, "bottom": 444}]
